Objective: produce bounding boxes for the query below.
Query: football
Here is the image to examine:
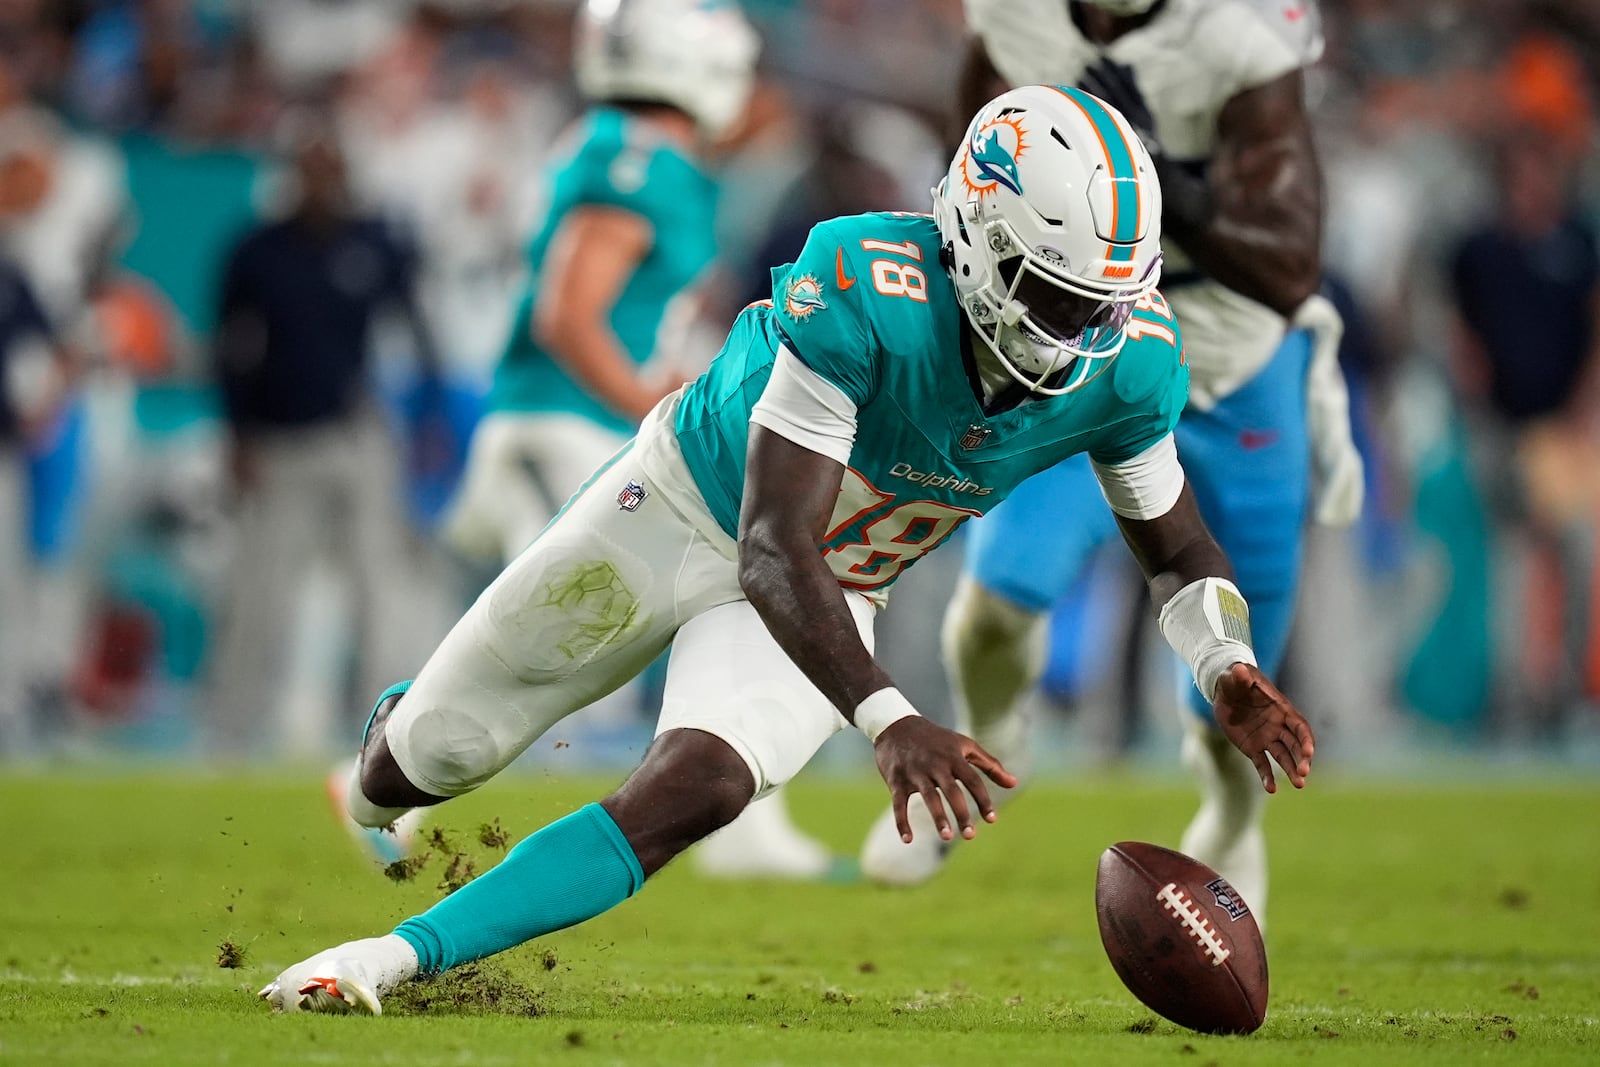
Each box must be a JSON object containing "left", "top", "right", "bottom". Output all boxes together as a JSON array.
[{"left": 1095, "top": 841, "right": 1269, "bottom": 1035}]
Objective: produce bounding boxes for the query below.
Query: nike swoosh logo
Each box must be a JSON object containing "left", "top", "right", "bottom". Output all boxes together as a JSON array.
[{"left": 836, "top": 247, "right": 856, "bottom": 291}]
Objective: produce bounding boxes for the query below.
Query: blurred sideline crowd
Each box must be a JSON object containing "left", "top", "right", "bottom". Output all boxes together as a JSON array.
[{"left": 0, "top": 0, "right": 1598, "bottom": 766}]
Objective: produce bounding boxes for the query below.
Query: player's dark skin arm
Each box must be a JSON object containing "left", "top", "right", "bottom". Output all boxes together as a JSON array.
[
  {"left": 1163, "top": 71, "right": 1322, "bottom": 316},
  {"left": 1114, "top": 482, "right": 1315, "bottom": 792},
  {"left": 738, "top": 427, "right": 1017, "bottom": 841}
]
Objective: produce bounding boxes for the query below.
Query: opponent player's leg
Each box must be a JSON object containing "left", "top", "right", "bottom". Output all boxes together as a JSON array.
[
  {"left": 263, "top": 591, "right": 871, "bottom": 1014},
  {"left": 1173, "top": 330, "right": 1313, "bottom": 921},
  {"left": 860, "top": 455, "right": 1118, "bottom": 884}
]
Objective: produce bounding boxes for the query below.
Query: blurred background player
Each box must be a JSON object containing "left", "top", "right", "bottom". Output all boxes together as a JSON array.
[
  {"left": 419, "top": 0, "right": 832, "bottom": 879},
  {"left": 0, "top": 251, "right": 72, "bottom": 753},
  {"left": 858, "top": 0, "right": 1364, "bottom": 918},
  {"left": 207, "top": 118, "right": 440, "bottom": 756}
]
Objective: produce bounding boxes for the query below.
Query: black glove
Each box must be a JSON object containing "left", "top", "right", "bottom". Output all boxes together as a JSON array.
[{"left": 1076, "top": 57, "right": 1215, "bottom": 236}]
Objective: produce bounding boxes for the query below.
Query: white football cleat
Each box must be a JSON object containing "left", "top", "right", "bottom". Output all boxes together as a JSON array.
[
  {"left": 859, "top": 781, "right": 1021, "bottom": 887},
  {"left": 326, "top": 758, "right": 424, "bottom": 868},
  {"left": 258, "top": 935, "right": 419, "bottom": 1015},
  {"left": 258, "top": 956, "right": 383, "bottom": 1015},
  {"left": 693, "top": 790, "right": 837, "bottom": 881},
  {"left": 859, "top": 793, "right": 951, "bottom": 887}
]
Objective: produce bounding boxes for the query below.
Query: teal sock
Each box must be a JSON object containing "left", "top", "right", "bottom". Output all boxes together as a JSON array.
[{"left": 394, "top": 803, "right": 644, "bottom": 975}]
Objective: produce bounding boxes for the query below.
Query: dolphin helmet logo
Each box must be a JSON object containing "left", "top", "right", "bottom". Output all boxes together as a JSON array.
[{"left": 960, "top": 111, "right": 1028, "bottom": 200}]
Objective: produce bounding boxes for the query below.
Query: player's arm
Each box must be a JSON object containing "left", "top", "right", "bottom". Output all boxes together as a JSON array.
[
  {"left": 1080, "top": 63, "right": 1321, "bottom": 317},
  {"left": 533, "top": 206, "right": 669, "bottom": 423},
  {"left": 738, "top": 354, "right": 1016, "bottom": 842},
  {"left": 1092, "top": 437, "right": 1314, "bottom": 792},
  {"left": 1175, "top": 70, "right": 1322, "bottom": 315},
  {"left": 1161, "top": 71, "right": 1320, "bottom": 315}
]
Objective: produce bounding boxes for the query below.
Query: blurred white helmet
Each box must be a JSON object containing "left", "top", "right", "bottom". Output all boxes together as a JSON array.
[
  {"left": 933, "top": 84, "right": 1163, "bottom": 395},
  {"left": 575, "top": 0, "right": 760, "bottom": 138},
  {"left": 1077, "top": 0, "right": 1161, "bottom": 15}
]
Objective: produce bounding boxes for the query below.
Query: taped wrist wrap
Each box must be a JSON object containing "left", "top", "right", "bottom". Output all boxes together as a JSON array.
[
  {"left": 854, "top": 687, "right": 921, "bottom": 743},
  {"left": 1158, "top": 577, "right": 1257, "bottom": 702}
]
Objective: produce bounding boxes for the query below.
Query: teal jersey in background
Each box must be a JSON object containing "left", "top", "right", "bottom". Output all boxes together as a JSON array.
[
  {"left": 674, "top": 212, "right": 1188, "bottom": 594},
  {"left": 489, "top": 108, "right": 719, "bottom": 434}
]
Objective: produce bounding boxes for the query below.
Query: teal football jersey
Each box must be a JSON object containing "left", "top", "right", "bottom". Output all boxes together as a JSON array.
[
  {"left": 489, "top": 107, "right": 718, "bottom": 434},
  {"left": 673, "top": 212, "right": 1188, "bottom": 593}
]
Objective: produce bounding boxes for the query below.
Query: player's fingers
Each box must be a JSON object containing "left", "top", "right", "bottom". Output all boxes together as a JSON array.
[
  {"left": 953, "top": 761, "right": 998, "bottom": 823},
  {"left": 1250, "top": 748, "right": 1278, "bottom": 794},
  {"left": 1267, "top": 738, "right": 1305, "bottom": 789},
  {"left": 938, "top": 775, "right": 975, "bottom": 838},
  {"left": 964, "top": 741, "right": 1019, "bottom": 789},
  {"left": 1293, "top": 714, "right": 1316, "bottom": 757},
  {"left": 1279, "top": 730, "right": 1309, "bottom": 779},
  {"left": 892, "top": 786, "right": 912, "bottom": 844},
  {"left": 919, "top": 781, "right": 955, "bottom": 841}
]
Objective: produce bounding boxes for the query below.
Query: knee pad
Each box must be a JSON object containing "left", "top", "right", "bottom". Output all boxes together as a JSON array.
[{"left": 386, "top": 698, "right": 507, "bottom": 798}]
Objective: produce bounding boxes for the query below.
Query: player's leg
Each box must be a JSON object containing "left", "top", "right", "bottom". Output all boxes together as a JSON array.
[
  {"left": 1173, "top": 330, "right": 1313, "bottom": 921},
  {"left": 443, "top": 413, "right": 629, "bottom": 564},
  {"left": 333, "top": 414, "right": 634, "bottom": 862},
  {"left": 686, "top": 591, "right": 879, "bottom": 881},
  {"left": 332, "top": 435, "right": 687, "bottom": 849},
  {"left": 262, "top": 585, "right": 873, "bottom": 1014},
  {"left": 860, "top": 454, "right": 1118, "bottom": 884}
]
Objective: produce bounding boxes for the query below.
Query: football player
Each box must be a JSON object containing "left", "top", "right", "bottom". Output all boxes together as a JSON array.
[
  {"left": 858, "top": 0, "right": 1362, "bottom": 920},
  {"left": 261, "top": 85, "right": 1313, "bottom": 1014}
]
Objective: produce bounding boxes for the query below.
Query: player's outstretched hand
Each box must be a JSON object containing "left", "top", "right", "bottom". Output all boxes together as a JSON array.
[
  {"left": 1211, "top": 662, "right": 1315, "bottom": 794},
  {"left": 873, "top": 718, "right": 1017, "bottom": 844}
]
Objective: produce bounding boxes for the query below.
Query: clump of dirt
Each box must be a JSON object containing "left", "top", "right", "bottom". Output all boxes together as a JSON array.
[
  {"left": 216, "top": 940, "right": 246, "bottom": 969},
  {"left": 383, "top": 854, "right": 431, "bottom": 882},
  {"left": 439, "top": 852, "right": 477, "bottom": 894},
  {"left": 385, "top": 962, "right": 544, "bottom": 1017},
  {"left": 477, "top": 819, "right": 511, "bottom": 851}
]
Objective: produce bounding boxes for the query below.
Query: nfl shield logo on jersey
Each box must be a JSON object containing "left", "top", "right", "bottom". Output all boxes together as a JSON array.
[
  {"left": 959, "top": 424, "right": 992, "bottom": 451},
  {"left": 617, "top": 480, "right": 648, "bottom": 512}
]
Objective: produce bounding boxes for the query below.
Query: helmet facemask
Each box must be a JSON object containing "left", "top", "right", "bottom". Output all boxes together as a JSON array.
[
  {"left": 942, "top": 190, "right": 1156, "bottom": 396},
  {"left": 934, "top": 85, "right": 1165, "bottom": 397}
]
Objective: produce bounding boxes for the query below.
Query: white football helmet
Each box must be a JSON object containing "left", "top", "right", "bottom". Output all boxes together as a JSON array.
[
  {"left": 574, "top": 0, "right": 760, "bottom": 138},
  {"left": 933, "top": 84, "right": 1163, "bottom": 395}
]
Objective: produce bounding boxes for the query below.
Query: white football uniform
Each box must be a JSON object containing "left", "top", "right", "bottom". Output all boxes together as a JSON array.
[
  {"left": 387, "top": 391, "right": 875, "bottom": 802},
  {"left": 964, "top": 0, "right": 1325, "bottom": 406}
]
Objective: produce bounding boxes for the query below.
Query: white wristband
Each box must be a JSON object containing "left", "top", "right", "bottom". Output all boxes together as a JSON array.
[
  {"left": 853, "top": 687, "right": 921, "bottom": 743},
  {"left": 1157, "top": 577, "right": 1258, "bottom": 703}
]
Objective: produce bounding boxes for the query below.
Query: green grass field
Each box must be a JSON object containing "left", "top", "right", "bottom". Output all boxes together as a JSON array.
[{"left": 1, "top": 769, "right": 1597, "bottom": 1066}]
